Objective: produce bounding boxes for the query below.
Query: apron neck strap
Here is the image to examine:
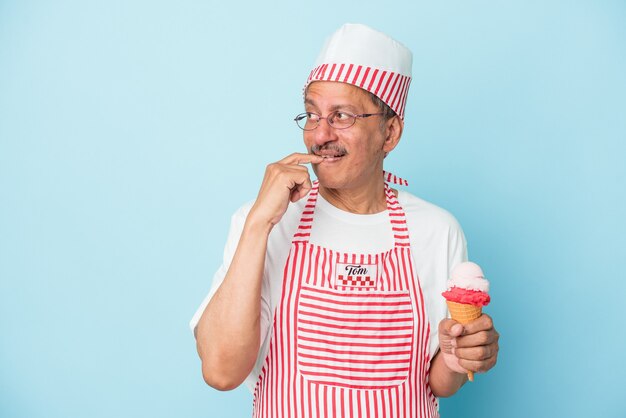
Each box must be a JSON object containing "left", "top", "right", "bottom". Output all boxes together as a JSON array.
[
  {"left": 293, "top": 180, "right": 410, "bottom": 248},
  {"left": 292, "top": 182, "right": 320, "bottom": 243},
  {"left": 383, "top": 170, "right": 408, "bottom": 187},
  {"left": 384, "top": 183, "right": 411, "bottom": 248}
]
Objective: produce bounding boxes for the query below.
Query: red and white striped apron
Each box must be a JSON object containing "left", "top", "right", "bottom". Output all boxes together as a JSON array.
[{"left": 252, "top": 180, "right": 438, "bottom": 418}]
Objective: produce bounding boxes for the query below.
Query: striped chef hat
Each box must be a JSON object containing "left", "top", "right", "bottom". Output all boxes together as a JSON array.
[{"left": 305, "top": 23, "right": 413, "bottom": 119}]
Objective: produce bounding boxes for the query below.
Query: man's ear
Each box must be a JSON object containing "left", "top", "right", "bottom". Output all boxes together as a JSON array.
[{"left": 383, "top": 116, "right": 403, "bottom": 154}]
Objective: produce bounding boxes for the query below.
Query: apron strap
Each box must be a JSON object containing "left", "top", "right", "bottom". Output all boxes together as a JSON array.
[
  {"left": 384, "top": 183, "right": 411, "bottom": 248},
  {"left": 383, "top": 170, "right": 408, "bottom": 187},
  {"left": 293, "top": 181, "right": 320, "bottom": 243}
]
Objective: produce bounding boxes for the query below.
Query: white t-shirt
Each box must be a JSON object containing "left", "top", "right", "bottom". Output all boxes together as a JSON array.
[{"left": 190, "top": 190, "right": 467, "bottom": 392}]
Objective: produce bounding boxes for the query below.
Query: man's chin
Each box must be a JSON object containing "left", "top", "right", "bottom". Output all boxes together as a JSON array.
[{"left": 314, "top": 171, "right": 347, "bottom": 190}]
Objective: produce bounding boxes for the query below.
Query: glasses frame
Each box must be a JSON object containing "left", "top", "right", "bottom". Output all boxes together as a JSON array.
[{"left": 294, "top": 111, "right": 386, "bottom": 131}]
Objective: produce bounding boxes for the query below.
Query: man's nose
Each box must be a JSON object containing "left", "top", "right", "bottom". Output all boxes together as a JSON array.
[{"left": 309, "top": 117, "right": 338, "bottom": 145}]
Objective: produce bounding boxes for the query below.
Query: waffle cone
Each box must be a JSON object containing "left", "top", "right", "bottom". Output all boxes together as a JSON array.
[
  {"left": 446, "top": 301, "right": 482, "bottom": 324},
  {"left": 446, "top": 300, "right": 483, "bottom": 382}
]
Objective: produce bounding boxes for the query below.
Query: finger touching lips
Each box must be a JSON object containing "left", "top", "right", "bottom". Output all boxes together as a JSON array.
[{"left": 280, "top": 153, "right": 324, "bottom": 165}]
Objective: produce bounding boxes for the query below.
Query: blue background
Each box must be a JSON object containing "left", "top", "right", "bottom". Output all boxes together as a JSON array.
[{"left": 1, "top": 1, "right": 625, "bottom": 417}]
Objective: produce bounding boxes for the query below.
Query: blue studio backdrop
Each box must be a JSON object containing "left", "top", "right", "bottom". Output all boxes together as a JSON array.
[{"left": 1, "top": 1, "right": 625, "bottom": 417}]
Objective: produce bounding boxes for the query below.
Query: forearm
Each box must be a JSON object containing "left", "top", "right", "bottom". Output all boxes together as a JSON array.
[
  {"left": 195, "top": 217, "right": 272, "bottom": 390},
  {"left": 428, "top": 350, "right": 468, "bottom": 398}
]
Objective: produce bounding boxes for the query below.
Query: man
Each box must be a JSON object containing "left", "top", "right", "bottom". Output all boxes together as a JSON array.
[{"left": 190, "top": 23, "right": 499, "bottom": 417}]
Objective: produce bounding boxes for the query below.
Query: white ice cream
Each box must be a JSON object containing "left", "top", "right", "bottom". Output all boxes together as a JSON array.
[{"left": 446, "top": 261, "right": 490, "bottom": 292}]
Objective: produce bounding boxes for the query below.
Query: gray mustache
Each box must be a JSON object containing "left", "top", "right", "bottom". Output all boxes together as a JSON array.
[{"left": 310, "top": 144, "right": 348, "bottom": 155}]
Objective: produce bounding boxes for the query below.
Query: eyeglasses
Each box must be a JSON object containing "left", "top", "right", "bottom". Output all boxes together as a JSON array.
[{"left": 294, "top": 111, "right": 386, "bottom": 130}]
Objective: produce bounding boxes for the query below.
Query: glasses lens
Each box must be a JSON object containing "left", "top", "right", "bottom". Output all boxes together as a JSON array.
[
  {"left": 295, "top": 113, "right": 318, "bottom": 130},
  {"left": 328, "top": 111, "right": 356, "bottom": 129}
]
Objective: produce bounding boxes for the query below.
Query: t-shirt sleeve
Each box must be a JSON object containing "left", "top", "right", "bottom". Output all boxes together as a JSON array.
[
  {"left": 427, "top": 218, "right": 468, "bottom": 361},
  {"left": 189, "top": 203, "right": 253, "bottom": 337},
  {"left": 447, "top": 222, "right": 468, "bottom": 275}
]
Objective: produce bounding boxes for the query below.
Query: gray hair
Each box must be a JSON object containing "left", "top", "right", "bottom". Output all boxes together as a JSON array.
[
  {"left": 368, "top": 92, "right": 398, "bottom": 131},
  {"left": 368, "top": 92, "right": 397, "bottom": 121}
]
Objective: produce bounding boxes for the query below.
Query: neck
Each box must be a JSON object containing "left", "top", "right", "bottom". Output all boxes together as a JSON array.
[{"left": 318, "top": 177, "right": 387, "bottom": 214}]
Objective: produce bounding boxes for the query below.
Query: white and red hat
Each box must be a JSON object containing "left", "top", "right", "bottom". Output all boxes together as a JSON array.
[{"left": 305, "top": 23, "right": 413, "bottom": 119}]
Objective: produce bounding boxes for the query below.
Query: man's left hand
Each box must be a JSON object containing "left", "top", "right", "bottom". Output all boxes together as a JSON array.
[{"left": 438, "top": 314, "right": 500, "bottom": 376}]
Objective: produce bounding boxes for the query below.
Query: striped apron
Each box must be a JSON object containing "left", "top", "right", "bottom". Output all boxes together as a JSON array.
[{"left": 252, "top": 180, "right": 438, "bottom": 418}]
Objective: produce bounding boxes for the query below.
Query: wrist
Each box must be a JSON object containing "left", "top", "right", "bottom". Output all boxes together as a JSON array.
[
  {"left": 244, "top": 211, "right": 274, "bottom": 237},
  {"left": 430, "top": 351, "right": 468, "bottom": 397}
]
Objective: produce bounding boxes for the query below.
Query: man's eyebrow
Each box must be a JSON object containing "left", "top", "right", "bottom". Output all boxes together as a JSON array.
[
  {"left": 304, "top": 98, "right": 359, "bottom": 112},
  {"left": 329, "top": 104, "right": 359, "bottom": 112}
]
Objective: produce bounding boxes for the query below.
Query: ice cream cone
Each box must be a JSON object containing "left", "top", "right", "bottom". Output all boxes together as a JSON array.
[
  {"left": 446, "top": 301, "right": 482, "bottom": 325},
  {"left": 443, "top": 262, "right": 491, "bottom": 383},
  {"left": 446, "top": 300, "right": 482, "bottom": 382}
]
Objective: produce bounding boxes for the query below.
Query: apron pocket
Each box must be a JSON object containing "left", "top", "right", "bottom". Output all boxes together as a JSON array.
[{"left": 296, "top": 285, "right": 414, "bottom": 390}]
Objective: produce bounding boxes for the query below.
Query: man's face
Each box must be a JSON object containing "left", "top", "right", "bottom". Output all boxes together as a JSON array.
[{"left": 303, "top": 81, "right": 397, "bottom": 191}]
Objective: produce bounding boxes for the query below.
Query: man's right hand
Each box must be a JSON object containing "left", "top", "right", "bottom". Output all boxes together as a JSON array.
[
  {"left": 196, "top": 152, "right": 323, "bottom": 390},
  {"left": 248, "top": 153, "right": 324, "bottom": 228}
]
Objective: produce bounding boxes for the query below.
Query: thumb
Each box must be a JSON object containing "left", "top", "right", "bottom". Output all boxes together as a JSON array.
[
  {"left": 438, "top": 319, "right": 469, "bottom": 374},
  {"left": 449, "top": 322, "right": 464, "bottom": 338},
  {"left": 438, "top": 319, "right": 464, "bottom": 356},
  {"left": 440, "top": 318, "right": 464, "bottom": 340}
]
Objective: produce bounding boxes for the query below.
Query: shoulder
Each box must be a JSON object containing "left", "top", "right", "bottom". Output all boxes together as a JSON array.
[{"left": 397, "top": 190, "right": 463, "bottom": 233}]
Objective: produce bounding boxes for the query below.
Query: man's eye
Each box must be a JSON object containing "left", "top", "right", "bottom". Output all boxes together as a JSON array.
[
  {"left": 306, "top": 112, "right": 319, "bottom": 120},
  {"left": 334, "top": 112, "right": 351, "bottom": 120}
]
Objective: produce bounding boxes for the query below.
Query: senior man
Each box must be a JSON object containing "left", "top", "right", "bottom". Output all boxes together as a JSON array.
[{"left": 190, "top": 23, "right": 499, "bottom": 417}]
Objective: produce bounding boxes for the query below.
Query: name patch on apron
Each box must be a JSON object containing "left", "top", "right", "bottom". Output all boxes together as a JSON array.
[{"left": 334, "top": 262, "right": 378, "bottom": 289}]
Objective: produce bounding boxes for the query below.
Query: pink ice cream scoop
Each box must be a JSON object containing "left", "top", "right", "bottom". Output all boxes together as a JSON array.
[{"left": 442, "top": 261, "right": 490, "bottom": 307}]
